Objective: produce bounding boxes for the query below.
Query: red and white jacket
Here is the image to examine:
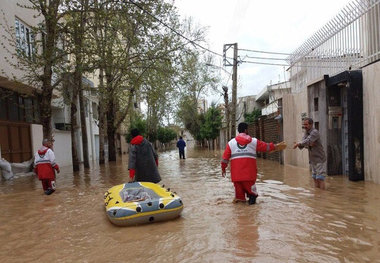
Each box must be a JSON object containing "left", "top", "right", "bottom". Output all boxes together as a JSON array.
[
  {"left": 221, "top": 133, "right": 275, "bottom": 182},
  {"left": 34, "top": 146, "right": 59, "bottom": 180}
]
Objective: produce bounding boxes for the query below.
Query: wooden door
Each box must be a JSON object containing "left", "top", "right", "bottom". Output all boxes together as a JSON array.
[{"left": 0, "top": 121, "right": 32, "bottom": 163}]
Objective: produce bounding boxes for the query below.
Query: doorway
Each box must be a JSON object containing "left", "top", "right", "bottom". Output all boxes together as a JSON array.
[{"left": 324, "top": 71, "right": 364, "bottom": 181}]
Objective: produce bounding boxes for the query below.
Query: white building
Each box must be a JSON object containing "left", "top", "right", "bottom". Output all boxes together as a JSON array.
[
  {"left": 255, "top": 81, "right": 291, "bottom": 117},
  {"left": 0, "top": 0, "right": 99, "bottom": 167}
]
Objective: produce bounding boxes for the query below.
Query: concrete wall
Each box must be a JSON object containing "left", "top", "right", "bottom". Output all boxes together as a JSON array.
[
  {"left": 362, "top": 62, "right": 380, "bottom": 184},
  {"left": 30, "top": 125, "right": 72, "bottom": 167},
  {"left": 53, "top": 130, "right": 72, "bottom": 167},
  {"left": 30, "top": 124, "right": 43, "bottom": 154},
  {"left": 282, "top": 92, "right": 309, "bottom": 168}
]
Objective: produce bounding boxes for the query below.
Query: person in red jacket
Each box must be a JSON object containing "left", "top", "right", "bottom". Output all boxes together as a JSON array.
[
  {"left": 221, "top": 122, "right": 278, "bottom": 205},
  {"left": 34, "top": 138, "right": 60, "bottom": 195}
]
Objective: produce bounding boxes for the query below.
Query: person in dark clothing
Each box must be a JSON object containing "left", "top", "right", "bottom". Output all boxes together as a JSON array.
[
  {"left": 176, "top": 136, "right": 186, "bottom": 159},
  {"left": 128, "top": 128, "right": 161, "bottom": 183}
]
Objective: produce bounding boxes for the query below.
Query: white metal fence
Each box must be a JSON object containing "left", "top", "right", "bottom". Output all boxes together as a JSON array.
[{"left": 288, "top": 0, "right": 380, "bottom": 92}]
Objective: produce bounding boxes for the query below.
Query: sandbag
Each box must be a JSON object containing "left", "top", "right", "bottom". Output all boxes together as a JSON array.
[
  {"left": 11, "top": 158, "right": 34, "bottom": 174},
  {"left": 0, "top": 158, "right": 13, "bottom": 180}
]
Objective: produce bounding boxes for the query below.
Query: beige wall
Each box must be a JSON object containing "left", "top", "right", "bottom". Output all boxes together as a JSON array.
[
  {"left": 53, "top": 130, "right": 72, "bottom": 167},
  {"left": 31, "top": 124, "right": 43, "bottom": 154},
  {"left": 30, "top": 125, "right": 72, "bottom": 167},
  {"left": 0, "top": 0, "right": 42, "bottom": 85},
  {"left": 362, "top": 62, "right": 380, "bottom": 184},
  {"left": 282, "top": 92, "right": 309, "bottom": 168}
]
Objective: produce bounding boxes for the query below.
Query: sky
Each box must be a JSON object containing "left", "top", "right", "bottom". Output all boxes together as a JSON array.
[{"left": 173, "top": 0, "right": 352, "bottom": 103}]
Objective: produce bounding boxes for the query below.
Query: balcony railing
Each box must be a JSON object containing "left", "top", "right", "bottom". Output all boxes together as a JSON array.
[{"left": 288, "top": 0, "right": 380, "bottom": 91}]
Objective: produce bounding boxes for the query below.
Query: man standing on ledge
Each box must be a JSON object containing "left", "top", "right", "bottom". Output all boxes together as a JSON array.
[
  {"left": 221, "top": 122, "right": 282, "bottom": 205},
  {"left": 293, "top": 117, "right": 327, "bottom": 189}
]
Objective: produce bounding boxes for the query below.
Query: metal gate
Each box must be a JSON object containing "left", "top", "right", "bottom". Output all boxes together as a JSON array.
[{"left": 325, "top": 70, "right": 364, "bottom": 181}]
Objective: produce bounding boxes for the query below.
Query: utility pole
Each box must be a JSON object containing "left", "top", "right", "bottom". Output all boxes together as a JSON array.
[{"left": 223, "top": 43, "right": 238, "bottom": 137}]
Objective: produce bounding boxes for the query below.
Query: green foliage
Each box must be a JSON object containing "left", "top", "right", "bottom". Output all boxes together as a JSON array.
[
  {"left": 199, "top": 103, "right": 222, "bottom": 140},
  {"left": 126, "top": 118, "right": 147, "bottom": 142},
  {"left": 176, "top": 95, "right": 202, "bottom": 139},
  {"left": 177, "top": 98, "right": 222, "bottom": 142},
  {"left": 244, "top": 109, "right": 262, "bottom": 124},
  {"left": 157, "top": 127, "right": 177, "bottom": 144},
  {"left": 126, "top": 118, "right": 176, "bottom": 144}
]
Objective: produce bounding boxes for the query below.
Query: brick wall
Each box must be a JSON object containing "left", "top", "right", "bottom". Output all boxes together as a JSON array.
[{"left": 247, "top": 116, "right": 282, "bottom": 163}]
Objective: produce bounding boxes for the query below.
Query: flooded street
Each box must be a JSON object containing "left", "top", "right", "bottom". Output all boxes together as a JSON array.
[{"left": 1, "top": 147, "right": 380, "bottom": 263}]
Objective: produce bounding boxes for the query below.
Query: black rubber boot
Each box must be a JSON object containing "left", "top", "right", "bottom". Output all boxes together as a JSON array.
[
  {"left": 248, "top": 194, "right": 257, "bottom": 205},
  {"left": 44, "top": 189, "right": 55, "bottom": 195}
]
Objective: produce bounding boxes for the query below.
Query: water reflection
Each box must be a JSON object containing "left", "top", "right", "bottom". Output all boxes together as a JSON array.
[{"left": 1, "top": 147, "right": 380, "bottom": 262}]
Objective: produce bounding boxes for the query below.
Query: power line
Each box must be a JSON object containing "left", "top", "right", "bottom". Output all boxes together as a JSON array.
[
  {"left": 241, "top": 59, "right": 349, "bottom": 69},
  {"left": 127, "top": 0, "right": 224, "bottom": 58},
  {"left": 240, "top": 60, "right": 289, "bottom": 66},
  {"left": 128, "top": 1, "right": 302, "bottom": 67},
  {"left": 239, "top": 48, "right": 292, "bottom": 56},
  {"left": 244, "top": 55, "right": 288, "bottom": 61}
]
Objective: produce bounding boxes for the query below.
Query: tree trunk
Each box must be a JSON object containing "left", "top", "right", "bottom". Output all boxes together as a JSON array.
[
  {"left": 40, "top": 78, "right": 53, "bottom": 140},
  {"left": 75, "top": 1, "right": 90, "bottom": 169},
  {"left": 70, "top": 76, "right": 80, "bottom": 172},
  {"left": 98, "top": 69, "right": 106, "bottom": 164},
  {"left": 107, "top": 116, "right": 117, "bottom": 161},
  {"left": 78, "top": 83, "right": 90, "bottom": 168},
  {"left": 107, "top": 97, "right": 117, "bottom": 161},
  {"left": 39, "top": 2, "right": 59, "bottom": 140},
  {"left": 98, "top": 100, "right": 106, "bottom": 164},
  {"left": 223, "top": 86, "right": 230, "bottom": 143},
  {"left": 105, "top": 68, "right": 118, "bottom": 162}
]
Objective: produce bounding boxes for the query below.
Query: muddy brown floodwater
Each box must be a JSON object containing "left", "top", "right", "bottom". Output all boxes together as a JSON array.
[{"left": 1, "top": 146, "right": 380, "bottom": 263}]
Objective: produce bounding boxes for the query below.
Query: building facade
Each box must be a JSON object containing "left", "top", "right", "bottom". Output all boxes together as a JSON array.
[
  {"left": 0, "top": 0, "right": 100, "bottom": 168},
  {"left": 284, "top": 0, "right": 380, "bottom": 183}
]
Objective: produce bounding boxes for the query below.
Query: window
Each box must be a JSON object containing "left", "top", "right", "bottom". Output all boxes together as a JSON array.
[
  {"left": 24, "top": 98, "right": 33, "bottom": 122},
  {"left": 15, "top": 18, "right": 35, "bottom": 58},
  {"left": 0, "top": 88, "right": 40, "bottom": 123},
  {"left": 33, "top": 97, "right": 40, "bottom": 123},
  {"left": 0, "top": 96, "right": 6, "bottom": 120},
  {"left": 92, "top": 102, "right": 98, "bottom": 120},
  {"left": 315, "top": 121, "right": 319, "bottom": 130},
  {"left": 314, "top": 97, "right": 319, "bottom": 112},
  {"left": 18, "top": 96, "right": 25, "bottom": 122},
  {"left": 8, "top": 93, "right": 19, "bottom": 121}
]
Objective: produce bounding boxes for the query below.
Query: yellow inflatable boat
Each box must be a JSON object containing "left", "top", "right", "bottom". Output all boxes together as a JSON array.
[{"left": 104, "top": 182, "right": 183, "bottom": 226}]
